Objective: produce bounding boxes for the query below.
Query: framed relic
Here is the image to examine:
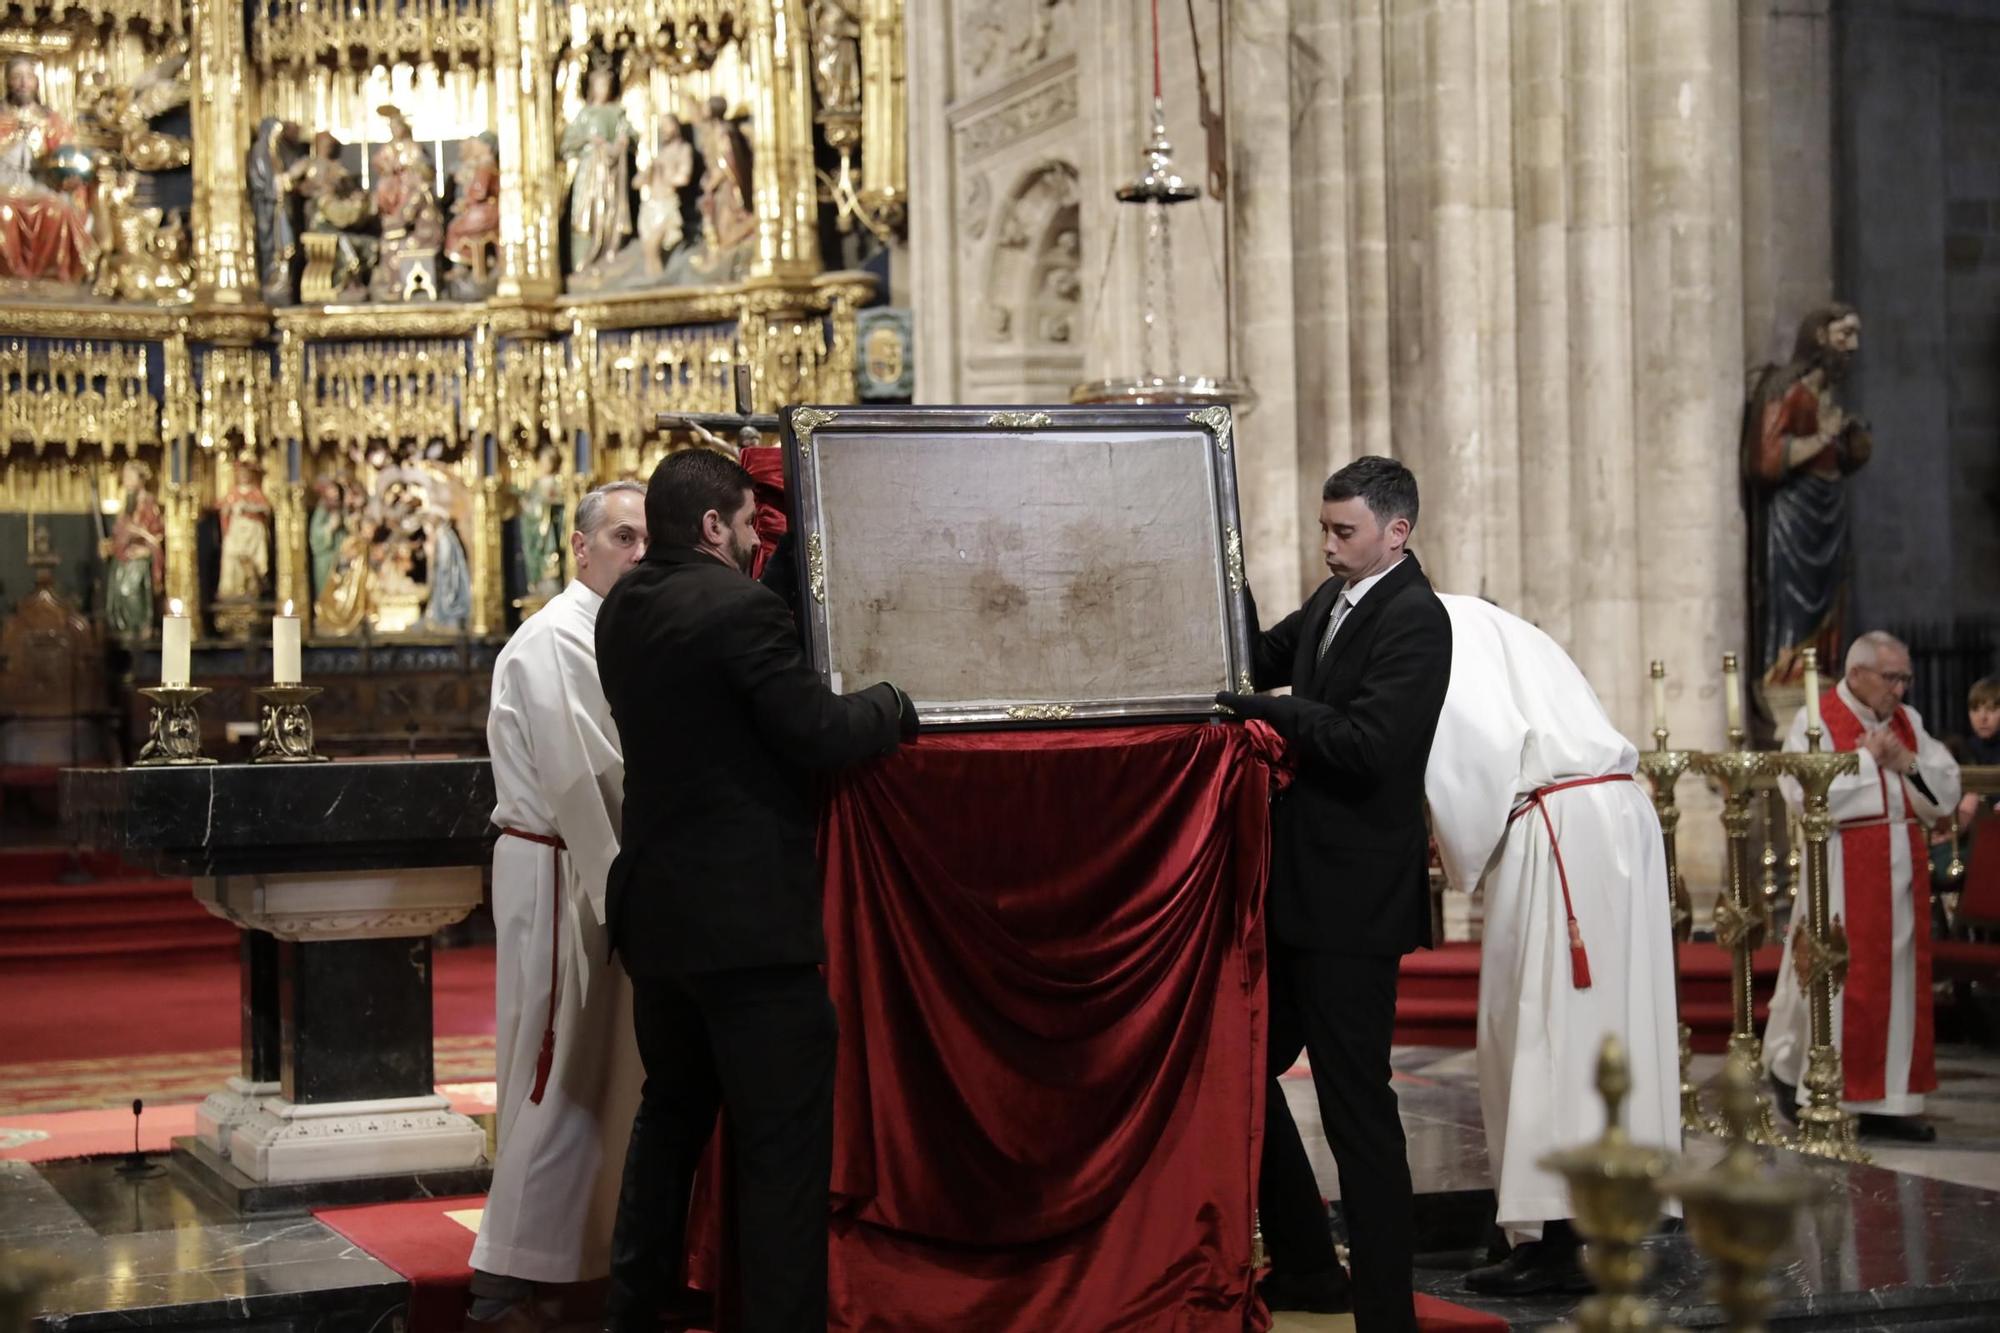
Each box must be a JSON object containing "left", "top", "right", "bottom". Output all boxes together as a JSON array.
[{"left": 782, "top": 404, "right": 1254, "bottom": 727}]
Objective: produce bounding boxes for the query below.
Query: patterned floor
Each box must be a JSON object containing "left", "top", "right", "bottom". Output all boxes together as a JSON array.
[{"left": 0, "top": 1033, "right": 498, "bottom": 1116}]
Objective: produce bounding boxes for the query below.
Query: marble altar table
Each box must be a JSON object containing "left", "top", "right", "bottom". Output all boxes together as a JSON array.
[{"left": 60, "top": 759, "right": 494, "bottom": 1210}]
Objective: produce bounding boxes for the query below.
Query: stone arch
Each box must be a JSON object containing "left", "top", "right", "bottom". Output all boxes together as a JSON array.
[{"left": 979, "top": 159, "right": 1079, "bottom": 348}]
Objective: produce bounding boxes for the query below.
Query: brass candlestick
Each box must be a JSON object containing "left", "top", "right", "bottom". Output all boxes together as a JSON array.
[
  {"left": 1772, "top": 677, "right": 1867, "bottom": 1164},
  {"left": 250, "top": 684, "right": 329, "bottom": 763},
  {"left": 1664, "top": 1050, "right": 1817, "bottom": 1333},
  {"left": 1759, "top": 787, "right": 1787, "bottom": 923},
  {"left": 1692, "top": 735, "right": 1786, "bottom": 1147},
  {"left": 1541, "top": 1036, "right": 1679, "bottom": 1332},
  {"left": 1636, "top": 693, "right": 1702, "bottom": 1135},
  {"left": 135, "top": 685, "right": 217, "bottom": 766}
]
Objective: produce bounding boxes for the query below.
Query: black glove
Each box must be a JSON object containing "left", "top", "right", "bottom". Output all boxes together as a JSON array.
[
  {"left": 889, "top": 683, "right": 921, "bottom": 741},
  {"left": 1214, "top": 691, "right": 1306, "bottom": 734}
]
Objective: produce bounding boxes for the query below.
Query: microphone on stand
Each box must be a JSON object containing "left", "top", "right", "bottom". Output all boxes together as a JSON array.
[{"left": 115, "top": 1097, "right": 163, "bottom": 1179}]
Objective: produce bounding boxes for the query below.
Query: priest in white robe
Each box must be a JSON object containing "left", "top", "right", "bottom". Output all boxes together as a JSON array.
[
  {"left": 1423, "top": 595, "right": 1679, "bottom": 1296},
  {"left": 471, "top": 481, "right": 651, "bottom": 1329},
  {"left": 1767, "top": 631, "right": 1960, "bottom": 1141}
]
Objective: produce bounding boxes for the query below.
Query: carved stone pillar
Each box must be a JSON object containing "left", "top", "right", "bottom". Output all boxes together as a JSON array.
[
  {"left": 492, "top": 0, "right": 561, "bottom": 302},
  {"left": 743, "top": 0, "right": 823, "bottom": 283},
  {"left": 187, "top": 0, "right": 257, "bottom": 310}
]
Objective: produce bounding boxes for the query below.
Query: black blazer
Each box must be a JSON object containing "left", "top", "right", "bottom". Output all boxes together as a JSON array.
[
  {"left": 596, "top": 546, "right": 904, "bottom": 977},
  {"left": 1249, "top": 554, "right": 1451, "bottom": 956}
]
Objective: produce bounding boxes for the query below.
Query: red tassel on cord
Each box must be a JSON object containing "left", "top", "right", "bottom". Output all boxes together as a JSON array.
[
  {"left": 1568, "top": 917, "right": 1593, "bottom": 990},
  {"left": 530, "top": 1025, "right": 556, "bottom": 1104}
]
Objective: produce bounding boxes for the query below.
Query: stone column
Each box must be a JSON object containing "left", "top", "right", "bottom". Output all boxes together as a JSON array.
[
  {"left": 904, "top": 0, "right": 958, "bottom": 400},
  {"left": 1630, "top": 0, "right": 1747, "bottom": 741},
  {"left": 1512, "top": 0, "right": 1577, "bottom": 642},
  {"left": 1562, "top": 0, "right": 1643, "bottom": 727},
  {"left": 1225, "top": 0, "right": 1302, "bottom": 609}
]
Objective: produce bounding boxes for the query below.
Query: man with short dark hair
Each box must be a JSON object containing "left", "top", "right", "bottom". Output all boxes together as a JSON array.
[
  {"left": 595, "top": 447, "right": 918, "bottom": 1333},
  {"left": 1218, "top": 454, "right": 1451, "bottom": 1333}
]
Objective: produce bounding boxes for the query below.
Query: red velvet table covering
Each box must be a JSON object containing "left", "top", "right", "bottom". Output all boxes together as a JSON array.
[{"left": 818, "top": 722, "right": 1276, "bottom": 1332}]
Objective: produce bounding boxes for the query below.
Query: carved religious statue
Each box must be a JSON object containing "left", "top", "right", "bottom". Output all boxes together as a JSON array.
[
  {"left": 637, "top": 116, "right": 695, "bottom": 278},
  {"left": 369, "top": 105, "right": 444, "bottom": 301},
  {"left": 444, "top": 134, "right": 501, "bottom": 291},
  {"left": 684, "top": 94, "right": 756, "bottom": 282},
  {"left": 1742, "top": 303, "right": 1873, "bottom": 698},
  {"left": 248, "top": 117, "right": 302, "bottom": 304},
  {"left": 420, "top": 503, "right": 471, "bottom": 631},
  {"left": 90, "top": 164, "right": 193, "bottom": 303},
  {"left": 516, "top": 448, "right": 564, "bottom": 599},
  {"left": 314, "top": 484, "right": 372, "bottom": 636},
  {"left": 308, "top": 476, "right": 347, "bottom": 599},
  {"left": 286, "top": 132, "right": 377, "bottom": 303},
  {"left": 218, "top": 458, "right": 274, "bottom": 600},
  {"left": 810, "top": 0, "right": 863, "bottom": 113},
  {"left": 561, "top": 58, "right": 634, "bottom": 279},
  {"left": 0, "top": 56, "right": 98, "bottom": 284},
  {"left": 102, "top": 460, "right": 164, "bottom": 637}
]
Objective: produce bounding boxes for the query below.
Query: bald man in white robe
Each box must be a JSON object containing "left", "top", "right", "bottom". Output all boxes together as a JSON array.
[
  {"left": 470, "top": 482, "right": 650, "bottom": 1330},
  {"left": 1424, "top": 595, "right": 1679, "bottom": 1296}
]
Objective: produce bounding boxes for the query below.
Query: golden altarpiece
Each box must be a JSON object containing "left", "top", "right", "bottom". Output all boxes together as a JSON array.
[{"left": 0, "top": 0, "right": 905, "bottom": 756}]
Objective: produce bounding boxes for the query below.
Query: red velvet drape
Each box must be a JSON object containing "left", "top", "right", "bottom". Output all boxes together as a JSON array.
[{"left": 818, "top": 723, "right": 1275, "bottom": 1332}]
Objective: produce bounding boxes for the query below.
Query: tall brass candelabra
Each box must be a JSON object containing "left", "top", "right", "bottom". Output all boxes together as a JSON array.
[
  {"left": 1692, "top": 713, "right": 1787, "bottom": 1147},
  {"left": 1773, "top": 652, "right": 1868, "bottom": 1164},
  {"left": 1636, "top": 666, "right": 1702, "bottom": 1135}
]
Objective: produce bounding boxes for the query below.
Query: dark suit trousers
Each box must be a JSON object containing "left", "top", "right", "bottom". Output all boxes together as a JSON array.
[
  {"left": 1260, "top": 944, "right": 1418, "bottom": 1333},
  {"left": 607, "top": 964, "right": 836, "bottom": 1333}
]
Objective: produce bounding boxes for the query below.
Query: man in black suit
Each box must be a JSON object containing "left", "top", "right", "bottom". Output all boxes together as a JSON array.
[
  {"left": 595, "top": 448, "right": 918, "bottom": 1333},
  {"left": 1216, "top": 455, "right": 1451, "bottom": 1333}
]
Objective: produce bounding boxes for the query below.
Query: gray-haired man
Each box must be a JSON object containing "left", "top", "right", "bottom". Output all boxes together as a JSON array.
[{"left": 470, "top": 481, "right": 652, "bottom": 1330}]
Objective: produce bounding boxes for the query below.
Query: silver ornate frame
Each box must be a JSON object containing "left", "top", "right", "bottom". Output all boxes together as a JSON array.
[{"left": 781, "top": 404, "right": 1254, "bottom": 727}]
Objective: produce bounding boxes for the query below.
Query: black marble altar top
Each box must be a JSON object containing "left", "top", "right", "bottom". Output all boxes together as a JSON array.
[{"left": 59, "top": 759, "right": 494, "bottom": 876}]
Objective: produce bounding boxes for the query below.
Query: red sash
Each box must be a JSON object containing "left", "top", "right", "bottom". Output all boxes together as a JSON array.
[
  {"left": 500, "top": 827, "right": 565, "bottom": 1105},
  {"left": 1506, "top": 773, "right": 1637, "bottom": 990},
  {"left": 1816, "top": 688, "right": 1935, "bottom": 1101}
]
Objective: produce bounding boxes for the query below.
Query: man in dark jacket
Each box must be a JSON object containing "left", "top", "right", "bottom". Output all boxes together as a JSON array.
[
  {"left": 595, "top": 448, "right": 917, "bottom": 1333},
  {"left": 1217, "top": 455, "right": 1451, "bottom": 1333}
]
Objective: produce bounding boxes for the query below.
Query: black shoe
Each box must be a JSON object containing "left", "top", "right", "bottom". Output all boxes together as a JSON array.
[
  {"left": 1463, "top": 1236, "right": 1592, "bottom": 1297},
  {"left": 1858, "top": 1113, "right": 1937, "bottom": 1142},
  {"left": 1257, "top": 1266, "right": 1354, "bottom": 1314},
  {"left": 1770, "top": 1074, "right": 1798, "bottom": 1122}
]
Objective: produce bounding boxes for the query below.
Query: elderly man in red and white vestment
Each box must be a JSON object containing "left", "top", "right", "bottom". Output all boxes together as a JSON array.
[{"left": 1768, "top": 630, "right": 1961, "bottom": 1141}]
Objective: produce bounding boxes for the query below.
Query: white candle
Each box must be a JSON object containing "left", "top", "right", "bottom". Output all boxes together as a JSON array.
[
  {"left": 1722, "top": 652, "right": 1743, "bottom": 736},
  {"left": 162, "top": 598, "right": 191, "bottom": 687},
  {"left": 1650, "top": 661, "right": 1668, "bottom": 736},
  {"left": 274, "top": 599, "right": 301, "bottom": 685},
  {"left": 1802, "top": 649, "right": 1821, "bottom": 735}
]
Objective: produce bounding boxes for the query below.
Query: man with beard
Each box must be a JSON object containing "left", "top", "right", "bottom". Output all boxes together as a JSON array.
[
  {"left": 1743, "top": 304, "right": 1871, "bottom": 708},
  {"left": 594, "top": 448, "right": 918, "bottom": 1333}
]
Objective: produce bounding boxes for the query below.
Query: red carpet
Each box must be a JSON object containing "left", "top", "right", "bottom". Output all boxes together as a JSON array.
[
  {"left": 316, "top": 1195, "right": 486, "bottom": 1333},
  {"left": 0, "top": 945, "right": 497, "bottom": 1065},
  {"left": 1411, "top": 1294, "right": 1509, "bottom": 1331},
  {"left": 1395, "top": 940, "right": 1782, "bottom": 1052}
]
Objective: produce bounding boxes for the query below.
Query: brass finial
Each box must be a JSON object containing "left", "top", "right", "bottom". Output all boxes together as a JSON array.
[
  {"left": 1539, "top": 1035, "right": 1678, "bottom": 1332},
  {"left": 1664, "top": 1050, "right": 1818, "bottom": 1332}
]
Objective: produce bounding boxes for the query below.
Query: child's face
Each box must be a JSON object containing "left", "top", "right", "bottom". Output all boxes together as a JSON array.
[{"left": 1972, "top": 702, "right": 2000, "bottom": 742}]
